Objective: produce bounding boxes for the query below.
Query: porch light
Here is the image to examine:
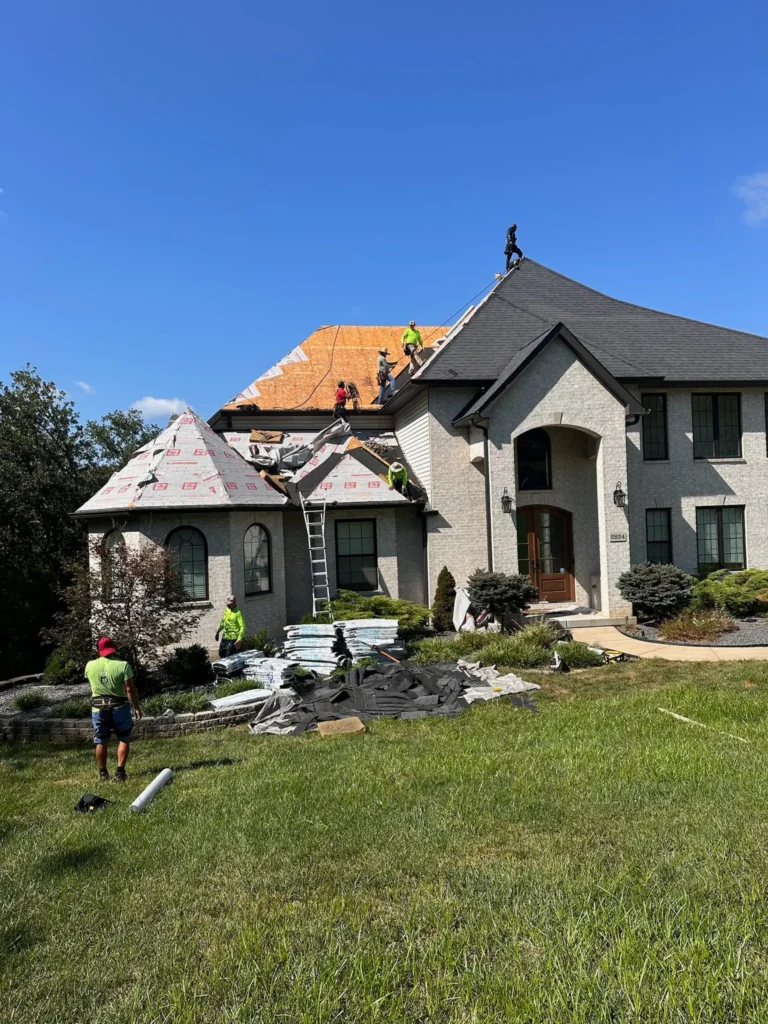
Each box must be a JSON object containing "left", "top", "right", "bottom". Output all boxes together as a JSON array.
[
  {"left": 500, "top": 487, "right": 513, "bottom": 515},
  {"left": 613, "top": 482, "right": 627, "bottom": 508}
]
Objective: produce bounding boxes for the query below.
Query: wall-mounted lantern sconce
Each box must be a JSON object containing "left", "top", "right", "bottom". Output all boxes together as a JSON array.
[
  {"left": 613, "top": 482, "right": 627, "bottom": 508},
  {"left": 500, "top": 487, "right": 513, "bottom": 515}
]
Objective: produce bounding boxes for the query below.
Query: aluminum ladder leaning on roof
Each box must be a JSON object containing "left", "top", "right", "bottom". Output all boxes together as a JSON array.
[{"left": 300, "top": 491, "right": 332, "bottom": 621}]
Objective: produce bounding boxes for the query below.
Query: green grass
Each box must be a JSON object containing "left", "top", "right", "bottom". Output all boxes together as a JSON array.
[
  {"left": 5, "top": 659, "right": 768, "bottom": 1021},
  {"left": 12, "top": 692, "right": 44, "bottom": 713},
  {"left": 410, "top": 623, "right": 596, "bottom": 669}
]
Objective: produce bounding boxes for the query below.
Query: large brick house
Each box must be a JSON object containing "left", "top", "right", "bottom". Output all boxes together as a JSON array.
[{"left": 76, "top": 259, "right": 768, "bottom": 639}]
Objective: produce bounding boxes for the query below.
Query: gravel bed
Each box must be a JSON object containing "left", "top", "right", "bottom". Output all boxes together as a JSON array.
[
  {"left": 623, "top": 618, "right": 768, "bottom": 647},
  {"left": 0, "top": 681, "right": 92, "bottom": 715}
]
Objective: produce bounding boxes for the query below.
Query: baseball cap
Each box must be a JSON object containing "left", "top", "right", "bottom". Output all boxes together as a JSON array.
[{"left": 97, "top": 637, "right": 117, "bottom": 657}]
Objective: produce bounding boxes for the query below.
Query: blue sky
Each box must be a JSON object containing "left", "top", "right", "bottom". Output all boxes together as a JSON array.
[{"left": 1, "top": 0, "right": 766, "bottom": 423}]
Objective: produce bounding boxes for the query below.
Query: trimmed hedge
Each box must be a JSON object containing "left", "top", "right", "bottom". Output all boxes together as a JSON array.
[
  {"left": 618, "top": 563, "right": 693, "bottom": 619},
  {"left": 692, "top": 569, "right": 768, "bottom": 617}
]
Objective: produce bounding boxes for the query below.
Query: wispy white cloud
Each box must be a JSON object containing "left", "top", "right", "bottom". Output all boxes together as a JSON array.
[
  {"left": 130, "top": 396, "right": 189, "bottom": 420},
  {"left": 74, "top": 380, "right": 95, "bottom": 394},
  {"left": 732, "top": 171, "right": 768, "bottom": 226}
]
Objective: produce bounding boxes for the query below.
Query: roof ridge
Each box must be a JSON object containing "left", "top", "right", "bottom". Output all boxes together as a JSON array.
[{"left": 523, "top": 259, "right": 768, "bottom": 343}]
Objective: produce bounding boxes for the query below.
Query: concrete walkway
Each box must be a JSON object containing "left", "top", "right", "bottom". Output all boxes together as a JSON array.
[{"left": 576, "top": 625, "right": 768, "bottom": 662}]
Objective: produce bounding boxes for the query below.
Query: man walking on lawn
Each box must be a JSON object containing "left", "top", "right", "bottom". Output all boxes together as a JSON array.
[
  {"left": 85, "top": 637, "right": 142, "bottom": 783},
  {"left": 216, "top": 594, "right": 246, "bottom": 658}
]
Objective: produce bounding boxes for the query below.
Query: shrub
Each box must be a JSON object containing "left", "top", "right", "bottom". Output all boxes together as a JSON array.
[
  {"left": 159, "top": 645, "right": 214, "bottom": 690},
  {"left": 553, "top": 641, "right": 604, "bottom": 669},
  {"left": 329, "top": 591, "right": 431, "bottom": 640},
  {"left": 692, "top": 569, "right": 768, "bottom": 617},
  {"left": 410, "top": 623, "right": 566, "bottom": 670},
  {"left": 42, "top": 647, "right": 83, "bottom": 687},
  {"left": 658, "top": 608, "right": 738, "bottom": 642},
  {"left": 142, "top": 691, "right": 211, "bottom": 716},
  {"left": 479, "top": 635, "right": 551, "bottom": 668},
  {"left": 55, "top": 698, "right": 92, "bottom": 719},
  {"left": 432, "top": 567, "right": 457, "bottom": 633},
  {"left": 617, "top": 563, "right": 693, "bottom": 619},
  {"left": 409, "top": 631, "right": 494, "bottom": 664},
  {"left": 241, "top": 630, "right": 278, "bottom": 657},
  {"left": 13, "top": 691, "right": 45, "bottom": 712},
  {"left": 467, "top": 569, "right": 537, "bottom": 619}
]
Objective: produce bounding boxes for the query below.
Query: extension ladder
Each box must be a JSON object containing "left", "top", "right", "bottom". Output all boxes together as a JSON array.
[{"left": 301, "top": 492, "right": 332, "bottom": 620}]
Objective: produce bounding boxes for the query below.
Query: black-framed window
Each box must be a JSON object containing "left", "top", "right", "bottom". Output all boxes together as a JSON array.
[
  {"left": 244, "top": 524, "right": 271, "bottom": 595},
  {"left": 692, "top": 394, "right": 741, "bottom": 459},
  {"left": 517, "top": 428, "right": 551, "bottom": 490},
  {"left": 696, "top": 506, "right": 745, "bottom": 575},
  {"left": 645, "top": 509, "right": 672, "bottom": 564},
  {"left": 102, "top": 529, "right": 126, "bottom": 601},
  {"left": 167, "top": 526, "right": 208, "bottom": 600},
  {"left": 642, "top": 394, "right": 668, "bottom": 460},
  {"left": 335, "top": 519, "right": 377, "bottom": 591}
]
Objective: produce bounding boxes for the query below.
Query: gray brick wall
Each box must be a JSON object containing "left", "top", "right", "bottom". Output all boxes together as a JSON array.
[
  {"left": 627, "top": 387, "right": 768, "bottom": 576},
  {"left": 395, "top": 506, "right": 427, "bottom": 604},
  {"left": 284, "top": 509, "right": 313, "bottom": 624}
]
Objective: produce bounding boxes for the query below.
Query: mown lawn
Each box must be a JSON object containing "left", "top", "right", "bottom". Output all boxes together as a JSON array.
[{"left": 4, "top": 659, "right": 768, "bottom": 1022}]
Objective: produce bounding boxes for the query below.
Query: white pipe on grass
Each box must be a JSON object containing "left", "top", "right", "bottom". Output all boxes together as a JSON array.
[{"left": 129, "top": 768, "right": 174, "bottom": 813}]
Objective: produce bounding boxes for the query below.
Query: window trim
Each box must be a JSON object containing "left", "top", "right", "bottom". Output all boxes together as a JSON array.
[
  {"left": 641, "top": 393, "right": 668, "bottom": 461},
  {"left": 645, "top": 508, "right": 672, "bottom": 565},
  {"left": 166, "top": 526, "right": 209, "bottom": 602},
  {"left": 695, "top": 505, "right": 746, "bottom": 575},
  {"left": 516, "top": 428, "right": 552, "bottom": 491},
  {"left": 692, "top": 392, "right": 742, "bottom": 460},
  {"left": 335, "top": 518, "right": 378, "bottom": 592},
  {"left": 243, "top": 523, "right": 272, "bottom": 596}
]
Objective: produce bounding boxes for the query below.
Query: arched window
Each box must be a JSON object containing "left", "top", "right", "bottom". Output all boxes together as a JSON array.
[
  {"left": 517, "top": 429, "right": 552, "bottom": 491},
  {"left": 244, "top": 524, "right": 271, "bottom": 595},
  {"left": 167, "top": 527, "right": 208, "bottom": 600},
  {"left": 101, "top": 529, "right": 126, "bottom": 600}
]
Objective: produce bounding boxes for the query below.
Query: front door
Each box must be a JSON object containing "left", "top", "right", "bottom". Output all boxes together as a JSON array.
[{"left": 516, "top": 506, "right": 574, "bottom": 603}]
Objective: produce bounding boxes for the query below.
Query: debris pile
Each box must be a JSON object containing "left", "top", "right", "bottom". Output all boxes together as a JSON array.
[{"left": 249, "top": 659, "right": 539, "bottom": 736}]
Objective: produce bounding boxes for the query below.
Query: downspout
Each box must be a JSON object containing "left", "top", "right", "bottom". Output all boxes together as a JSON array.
[{"left": 479, "top": 422, "right": 494, "bottom": 572}]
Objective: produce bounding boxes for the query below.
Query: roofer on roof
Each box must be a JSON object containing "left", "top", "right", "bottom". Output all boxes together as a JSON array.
[
  {"left": 215, "top": 594, "right": 246, "bottom": 659},
  {"left": 401, "top": 321, "right": 424, "bottom": 375},
  {"left": 387, "top": 461, "right": 412, "bottom": 501},
  {"left": 376, "top": 349, "right": 397, "bottom": 405},
  {"left": 333, "top": 381, "right": 350, "bottom": 422},
  {"left": 505, "top": 223, "right": 523, "bottom": 271}
]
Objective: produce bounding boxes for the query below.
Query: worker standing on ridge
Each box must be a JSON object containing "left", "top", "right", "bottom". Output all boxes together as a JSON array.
[
  {"left": 376, "top": 349, "right": 397, "bottom": 404},
  {"left": 85, "top": 637, "right": 142, "bottom": 783},
  {"left": 333, "top": 380, "right": 350, "bottom": 422},
  {"left": 401, "top": 321, "right": 424, "bottom": 374},
  {"left": 505, "top": 223, "right": 523, "bottom": 271},
  {"left": 216, "top": 594, "right": 246, "bottom": 658},
  {"left": 387, "top": 461, "right": 412, "bottom": 500}
]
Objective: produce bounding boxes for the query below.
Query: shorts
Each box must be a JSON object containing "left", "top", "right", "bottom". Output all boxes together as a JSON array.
[{"left": 92, "top": 705, "right": 134, "bottom": 745}]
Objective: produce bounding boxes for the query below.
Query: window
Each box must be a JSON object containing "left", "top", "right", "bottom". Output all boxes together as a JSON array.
[
  {"left": 167, "top": 527, "right": 208, "bottom": 600},
  {"left": 335, "top": 519, "right": 377, "bottom": 591},
  {"left": 642, "top": 394, "right": 668, "bottom": 460},
  {"left": 517, "top": 429, "right": 551, "bottom": 490},
  {"left": 696, "top": 507, "right": 745, "bottom": 575},
  {"left": 102, "top": 529, "right": 125, "bottom": 600},
  {"left": 244, "top": 524, "right": 271, "bottom": 595},
  {"left": 645, "top": 509, "right": 672, "bottom": 564},
  {"left": 692, "top": 394, "right": 741, "bottom": 459}
]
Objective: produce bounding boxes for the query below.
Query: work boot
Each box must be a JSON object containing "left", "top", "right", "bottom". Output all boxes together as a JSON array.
[
  {"left": 114, "top": 766, "right": 127, "bottom": 783},
  {"left": 99, "top": 768, "right": 110, "bottom": 783}
]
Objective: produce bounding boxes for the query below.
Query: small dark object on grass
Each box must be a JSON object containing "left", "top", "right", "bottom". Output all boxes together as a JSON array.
[
  {"left": 74, "top": 793, "right": 113, "bottom": 814},
  {"left": 510, "top": 694, "right": 540, "bottom": 714}
]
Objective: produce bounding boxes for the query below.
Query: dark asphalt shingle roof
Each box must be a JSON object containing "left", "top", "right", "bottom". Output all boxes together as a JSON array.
[{"left": 419, "top": 259, "right": 768, "bottom": 384}]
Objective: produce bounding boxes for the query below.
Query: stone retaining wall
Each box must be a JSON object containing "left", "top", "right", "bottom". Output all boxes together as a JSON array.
[{"left": 0, "top": 701, "right": 264, "bottom": 744}]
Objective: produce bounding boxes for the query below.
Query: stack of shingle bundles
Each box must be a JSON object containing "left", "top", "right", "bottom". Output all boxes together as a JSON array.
[
  {"left": 281, "top": 623, "right": 342, "bottom": 674},
  {"left": 212, "top": 649, "right": 265, "bottom": 676},
  {"left": 243, "top": 657, "right": 299, "bottom": 690},
  {"left": 340, "top": 619, "right": 404, "bottom": 661}
]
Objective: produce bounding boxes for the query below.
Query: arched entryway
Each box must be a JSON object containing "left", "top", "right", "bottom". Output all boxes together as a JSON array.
[{"left": 516, "top": 505, "right": 574, "bottom": 603}]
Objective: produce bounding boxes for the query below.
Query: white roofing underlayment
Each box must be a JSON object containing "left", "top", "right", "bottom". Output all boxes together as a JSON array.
[
  {"left": 76, "top": 409, "right": 286, "bottom": 515},
  {"left": 303, "top": 449, "right": 412, "bottom": 504}
]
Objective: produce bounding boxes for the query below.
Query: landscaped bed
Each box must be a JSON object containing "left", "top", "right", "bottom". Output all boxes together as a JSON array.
[
  {"left": 4, "top": 659, "right": 768, "bottom": 1022},
  {"left": 623, "top": 616, "right": 768, "bottom": 647}
]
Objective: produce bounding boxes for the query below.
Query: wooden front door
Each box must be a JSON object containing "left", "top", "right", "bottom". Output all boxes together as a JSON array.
[{"left": 516, "top": 506, "right": 574, "bottom": 603}]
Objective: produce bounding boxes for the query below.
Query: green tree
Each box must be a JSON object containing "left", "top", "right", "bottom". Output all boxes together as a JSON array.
[
  {"left": 84, "top": 409, "right": 159, "bottom": 490},
  {"left": 431, "top": 567, "right": 457, "bottom": 632}
]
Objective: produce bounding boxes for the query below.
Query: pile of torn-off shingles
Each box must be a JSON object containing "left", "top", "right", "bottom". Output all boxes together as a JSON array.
[{"left": 249, "top": 660, "right": 539, "bottom": 736}]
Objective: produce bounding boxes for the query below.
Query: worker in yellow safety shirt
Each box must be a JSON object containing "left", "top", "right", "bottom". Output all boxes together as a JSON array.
[
  {"left": 387, "top": 461, "right": 412, "bottom": 501},
  {"left": 401, "top": 321, "right": 424, "bottom": 374},
  {"left": 215, "top": 594, "right": 246, "bottom": 658}
]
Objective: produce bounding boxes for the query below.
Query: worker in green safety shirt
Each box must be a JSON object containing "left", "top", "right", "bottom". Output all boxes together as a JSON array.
[
  {"left": 85, "top": 637, "right": 142, "bottom": 783},
  {"left": 401, "top": 320, "right": 424, "bottom": 375},
  {"left": 387, "top": 461, "right": 412, "bottom": 501},
  {"left": 215, "top": 594, "right": 246, "bottom": 658}
]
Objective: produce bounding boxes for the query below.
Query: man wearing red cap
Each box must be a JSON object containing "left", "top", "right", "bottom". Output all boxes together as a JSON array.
[{"left": 85, "top": 638, "right": 142, "bottom": 782}]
